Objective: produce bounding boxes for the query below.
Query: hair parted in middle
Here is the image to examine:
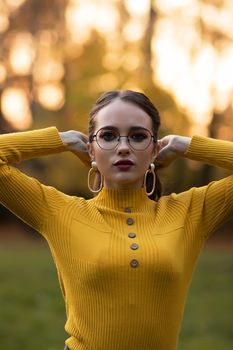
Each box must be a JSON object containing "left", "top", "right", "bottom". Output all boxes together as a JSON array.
[{"left": 88, "top": 90, "right": 162, "bottom": 201}]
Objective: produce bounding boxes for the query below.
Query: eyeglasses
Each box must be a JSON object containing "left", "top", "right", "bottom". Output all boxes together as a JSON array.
[{"left": 91, "top": 128, "right": 156, "bottom": 151}]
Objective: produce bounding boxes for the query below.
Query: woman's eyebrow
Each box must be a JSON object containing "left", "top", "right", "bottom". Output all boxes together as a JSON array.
[
  {"left": 99, "top": 126, "right": 147, "bottom": 131},
  {"left": 130, "top": 126, "right": 148, "bottom": 131},
  {"left": 99, "top": 126, "right": 118, "bottom": 131}
]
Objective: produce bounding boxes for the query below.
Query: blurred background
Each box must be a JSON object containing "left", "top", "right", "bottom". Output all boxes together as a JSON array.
[{"left": 0, "top": 0, "right": 232, "bottom": 349}]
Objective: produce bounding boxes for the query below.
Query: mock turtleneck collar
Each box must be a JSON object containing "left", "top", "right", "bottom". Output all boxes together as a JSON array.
[{"left": 91, "top": 187, "right": 155, "bottom": 212}]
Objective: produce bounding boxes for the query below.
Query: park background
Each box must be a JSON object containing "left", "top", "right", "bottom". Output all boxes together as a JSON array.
[{"left": 0, "top": 0, "right": 232, "bottom": 349}]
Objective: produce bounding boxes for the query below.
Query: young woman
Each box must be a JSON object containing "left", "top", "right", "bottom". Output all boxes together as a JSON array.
[{"left": 0, "top": 90, "right": 232, "bottom": 350}]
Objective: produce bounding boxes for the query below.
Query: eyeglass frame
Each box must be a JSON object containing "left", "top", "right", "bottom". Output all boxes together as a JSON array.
[{"left": 91, "top": 127, "right": 157, "bottom": 151}]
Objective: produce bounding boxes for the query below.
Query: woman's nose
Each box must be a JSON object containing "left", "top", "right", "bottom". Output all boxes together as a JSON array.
[{"left": 116, "top": 137, "right": 130, "bottom": 154}]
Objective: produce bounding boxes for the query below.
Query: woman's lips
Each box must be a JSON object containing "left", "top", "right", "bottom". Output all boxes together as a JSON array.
[
  {"left": 113, "top": 160, "right": 134, "bottom": 170},
  {"left": 115, "top": 164, "right": 133, "bottom": 170}
]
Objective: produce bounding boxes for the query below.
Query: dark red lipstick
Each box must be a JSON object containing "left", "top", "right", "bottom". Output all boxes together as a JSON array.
[{"left": 114, "top": 159, "right": 134, "bottom": 170}]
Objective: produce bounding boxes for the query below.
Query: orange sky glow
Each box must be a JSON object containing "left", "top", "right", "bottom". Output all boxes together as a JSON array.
[
  {"left": 0, "top": 0, "right": 233, "bottom": 134},
  {"left": 66, "top": 0, "right": 233, "bottom": 135}
]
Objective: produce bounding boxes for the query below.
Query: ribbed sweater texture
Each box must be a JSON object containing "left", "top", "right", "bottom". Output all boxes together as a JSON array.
[{"left": 0, "top": 127, "right": 233, "bottom": 350}]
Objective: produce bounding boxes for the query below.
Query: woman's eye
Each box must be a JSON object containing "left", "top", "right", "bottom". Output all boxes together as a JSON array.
[
  {"left": 100, "top": 132, "right": 117, "bottom": 141},
  {"left": 131, "top": 133, "right": 147, "bottom": 142}
]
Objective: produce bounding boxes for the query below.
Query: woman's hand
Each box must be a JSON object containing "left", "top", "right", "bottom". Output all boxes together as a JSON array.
[
  {"left": 156, "top": 135, "right": 191, "bottom": 168},
  {"left": 59, "top": 130, "right": 91, "bottom": 167}
]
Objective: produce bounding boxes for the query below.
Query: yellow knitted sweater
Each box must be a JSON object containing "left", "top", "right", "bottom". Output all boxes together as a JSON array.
[{"left": 0, "top": 127, "right": 233, "bottom": 350}]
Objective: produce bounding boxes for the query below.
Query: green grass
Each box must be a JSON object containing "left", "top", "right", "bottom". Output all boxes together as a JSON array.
[
  {"left": 0, "top": 241, "right": 232, "bottom": 350},
  {"left": 0, "top": 241, "right": 66, "bottom": 350},
  {"left": 179, "top": 248, "right": 233, "bottom": 350}
]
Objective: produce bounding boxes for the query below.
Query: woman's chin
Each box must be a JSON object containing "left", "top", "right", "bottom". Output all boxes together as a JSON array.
[{"left": 105, "top": 174, "right": 143, "bottom": 189}]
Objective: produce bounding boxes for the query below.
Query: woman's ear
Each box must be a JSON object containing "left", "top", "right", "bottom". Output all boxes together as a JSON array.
[
  {"left": 152, "top": 141, "right": 160, "bottom": 162},
  {"left": 156, "top": 141, "right": 161, "bottom": 156},
  {"left": 86, "top": 142, "right": 95, "bottom": 161}
]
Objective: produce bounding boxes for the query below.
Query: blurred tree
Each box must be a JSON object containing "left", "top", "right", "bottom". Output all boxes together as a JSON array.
[{"left": 197, "top": 0, "right": 233, "bottom": 184}]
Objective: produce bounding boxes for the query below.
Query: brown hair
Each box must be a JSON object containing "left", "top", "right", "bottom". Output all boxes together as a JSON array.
[{"left": 88, "top": 90, "right": 162, "bottom": 201}]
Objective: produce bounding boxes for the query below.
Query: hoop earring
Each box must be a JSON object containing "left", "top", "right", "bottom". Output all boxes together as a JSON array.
[
  {"left": 88, "top": 161, "right": 103, "bottom": 193},
  {"left": 143, "top": 163, "right": 156, "bottom": 196}
]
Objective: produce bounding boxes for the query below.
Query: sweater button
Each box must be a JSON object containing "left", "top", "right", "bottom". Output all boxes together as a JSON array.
[
  {"left": 128, "top": 232, "right": 136, "bottom": 238},
  {"left": 130, "top": 259, "right": 139, "bottom": 268},
  {"left": 130, "top": 243, "right": 139, "bottom": 250},
  {"left": 126, "top": 218, "right": 134, "bottom": 225},
  {"left": 124, "top": 207, "right": 132, "bottom": 213}
]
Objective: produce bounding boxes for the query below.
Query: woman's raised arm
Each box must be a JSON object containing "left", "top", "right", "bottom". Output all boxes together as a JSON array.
[
  {"left": 156, "top": 133, "right": 233, "bottom": 171},
  {"left": 0, "top": 127, "right": 87, "bottom": 235},
  {"left": 157, "top": 134, "right": 233, "bottom": 239}
]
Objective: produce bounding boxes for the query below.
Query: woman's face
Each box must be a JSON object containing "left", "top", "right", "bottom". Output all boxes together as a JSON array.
[{"left": 87, "top": 99, "right": 160, "bottom": 190}]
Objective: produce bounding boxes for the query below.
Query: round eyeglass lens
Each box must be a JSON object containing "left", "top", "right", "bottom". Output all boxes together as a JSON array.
[
  {"left": 96, "top": 129, "right": 118, "bottom": 149},
  {"left": 128, "top": 129, "right": 152, "bottom": 150}
]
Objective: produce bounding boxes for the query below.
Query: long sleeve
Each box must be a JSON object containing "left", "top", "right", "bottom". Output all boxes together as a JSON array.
[
  {"left": 0, "top": 127, "right": 71, "bottom": 233},
  {"left": 182, "top": 135, "right": 233, "bottom": 238},
  {"left": 184, "top": 134, "right": 233, "bottom": 170}
]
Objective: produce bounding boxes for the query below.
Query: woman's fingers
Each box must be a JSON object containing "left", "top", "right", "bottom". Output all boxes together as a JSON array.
[
  {"left": 60, "top": 130, "right": 91, "bottom": 167},
  {"left": 156, "top": 149, "right": 176, "bottom": 167},
  {"left": 77, "top": 131, "right": 89, "bottom": 143},
  {"left": 156, "top": 135, "right": 191, "bottom": 167},
  {"left": 156, "top": 135, "right": 178, "bottom": 167}
]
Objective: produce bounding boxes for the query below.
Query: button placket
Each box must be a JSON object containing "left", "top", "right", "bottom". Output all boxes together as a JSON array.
[{"left": 124, "top": 209, "right": 140, "bottom": 268}]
